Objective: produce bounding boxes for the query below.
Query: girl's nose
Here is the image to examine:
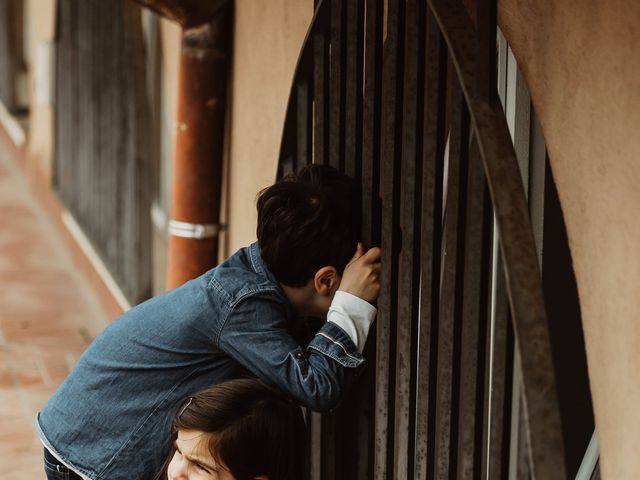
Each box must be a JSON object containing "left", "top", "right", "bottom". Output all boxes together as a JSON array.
[{"left": 168, "top": 455, "right": 189, "bottom": 479}]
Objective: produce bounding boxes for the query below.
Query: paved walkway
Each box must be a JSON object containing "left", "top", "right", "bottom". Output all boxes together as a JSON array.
[{"left": 0, "top": 138, "right": 110, "bottom": 478}]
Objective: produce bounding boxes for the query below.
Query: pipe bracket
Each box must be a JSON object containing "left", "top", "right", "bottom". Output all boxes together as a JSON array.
[{"left": 168, "top": 219, "right": 224, "bottom": 239}]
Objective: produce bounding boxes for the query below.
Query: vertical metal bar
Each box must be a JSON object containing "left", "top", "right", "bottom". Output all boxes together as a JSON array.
[
  {"left": 361, "top": 0, "right": 383, "bottom": 247},
  {"left": 69, "top": 0, "right": 80, "bottom": 212},
  {"left": 0, "top": 0, "right": 17, "bottom": 109},
  {"left": 93, "top": 0, "right": 105, "bottom": 252},
  {"left": 309, "top": 411, "right": 322, "bottom": 480},
  {"left": 456, "top": 136, "right": 491, "bottom": 480},
  {"left": 313, "top": 24, "right": 329, "bottom": 165},
  {"left": 321, "top": 413, "right": 337, "bottom": 480},
  {"left": 129, "top": 1, "right": 153, "bottom": 301},
  {"left": 481, "top": 29, "right": 514, "bottom": 480},
  {"left": 375, "top": 0, "right": 404, "bottom": 477},
  {"left": 297, "top": 80, "right": 311, "bottom": 167},
  {"left": 434, "top": 80, "right": 469, "bottom": 480},
  {"left": 329, "top": 0, "right": 345, "bottom": 169},
  {"left": 334, "top": 1, "right": 368, "bottom": 477},
  {"left": 502, "top": 42, "right": 533, "bottom": 479},
  {"left": 343, "top": 0, "right": 363, "bottom": 180},
  {"left": 481, "top": 250, "right": 513, "bottom": 480},
  {"left": 360, "top": 1, "right": 383, "bottom": 478},
  {"left": 105, "top": 1, "right": 119, "bottom": 270},
  {"left": 393, "top": 0, "right": 423, "bottom": 476},
  {"left": 510, "top": 380, "right": 532, "bottom": 480},
  {"left": 414, "top": 7, "right": 447, "bottom": 480}
]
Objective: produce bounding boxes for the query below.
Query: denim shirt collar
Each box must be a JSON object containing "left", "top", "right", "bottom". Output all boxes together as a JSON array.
[{"left": 248, "top": 241, "right": 280, "bottom": 287}]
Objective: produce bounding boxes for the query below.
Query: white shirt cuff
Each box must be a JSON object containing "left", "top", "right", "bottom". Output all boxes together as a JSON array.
[{"left": 327, "top": 290, "right": 377, "bottom": 353}]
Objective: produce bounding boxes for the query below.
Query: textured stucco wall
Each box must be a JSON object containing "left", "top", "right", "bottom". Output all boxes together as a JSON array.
[
  {"left": 225, "top": 0, "right": 312, "bottom": 254},
  {"left": 498, "top": 1, "right": 640, "bottom": 477}
]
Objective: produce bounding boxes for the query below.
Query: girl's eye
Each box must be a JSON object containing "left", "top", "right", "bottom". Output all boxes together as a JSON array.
[{"left": 195, "top": 462, "right": 212, "bottom": 474}]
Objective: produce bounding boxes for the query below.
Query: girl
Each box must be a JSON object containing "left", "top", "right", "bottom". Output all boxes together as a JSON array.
[{"left": 165, "top": 378, "right": 306, "bottom": 480}]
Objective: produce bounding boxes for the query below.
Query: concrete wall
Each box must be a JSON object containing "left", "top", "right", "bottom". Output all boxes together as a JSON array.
[
  {"left": 498, "top": 1, "right": 640, "bottom": 477},
  {"left": 225, "top": 0, "right": 313, "bottom": 255}
]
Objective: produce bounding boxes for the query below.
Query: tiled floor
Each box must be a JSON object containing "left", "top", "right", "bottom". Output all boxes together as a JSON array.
[{"left": 0, "top": 139, "right": 110, "bottom": 478}]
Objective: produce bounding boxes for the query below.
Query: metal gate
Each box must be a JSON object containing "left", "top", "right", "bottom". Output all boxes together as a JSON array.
[{"left": 277, "top": 0, "right": 593, "bottom": 478}]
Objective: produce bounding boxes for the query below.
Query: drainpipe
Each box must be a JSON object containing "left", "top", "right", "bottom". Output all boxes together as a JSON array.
[{"left": 131, "top": 0, "right": 233, "bottom": 289}]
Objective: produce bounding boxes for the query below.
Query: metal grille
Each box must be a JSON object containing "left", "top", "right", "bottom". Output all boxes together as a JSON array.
[
  {"left": 276, "top": 1, "right": 587, "bottom": 478},
  {"left": 54, "top": 0, "right": 152, "bottom": 304},
  {"left": 0, "top": 0, "right": 17, "bottom": 110}
]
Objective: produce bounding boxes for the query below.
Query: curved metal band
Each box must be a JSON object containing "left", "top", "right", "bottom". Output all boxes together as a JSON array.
[
  {"left": 168, "top": 219, "right": 223, "bottom": 239},
  {"left": 428, "top": 0, "right": 566, "bottom": 477}
]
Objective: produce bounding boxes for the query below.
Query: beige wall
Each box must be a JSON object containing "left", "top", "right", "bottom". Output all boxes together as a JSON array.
[
  {"left": 226, "top": 0, "right": 313, "bottom": 254},
  {"left": 23, "top": 0, "right": 56, "bottom": 180},
  {"left": 498, "top": 1, "right": 640, "bottom": 477}
]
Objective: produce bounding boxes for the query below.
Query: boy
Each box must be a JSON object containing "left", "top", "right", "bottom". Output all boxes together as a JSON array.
[{"left": 38, "top": 165, "right": 381, "bottom": 479}]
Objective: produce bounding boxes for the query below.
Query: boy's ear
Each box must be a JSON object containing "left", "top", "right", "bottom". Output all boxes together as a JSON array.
[{"left": 313, "top": 266, "right": 339, "bottom": 296}]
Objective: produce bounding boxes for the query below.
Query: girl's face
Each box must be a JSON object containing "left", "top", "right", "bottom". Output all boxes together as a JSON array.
[{"left": 167, "top": 429, "right": 235, "bottom": 480}]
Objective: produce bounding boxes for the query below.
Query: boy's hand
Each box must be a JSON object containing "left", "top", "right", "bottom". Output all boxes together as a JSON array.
[{"left": 338, "top": 243, "right": 381, "bottom": 304}]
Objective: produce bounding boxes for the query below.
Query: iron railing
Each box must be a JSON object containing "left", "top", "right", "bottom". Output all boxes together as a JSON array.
[
  {"left": 54, "top": 0, "right": 152, "bottom": 304},
  {"left": 276, "top": 0, "right": 582, "bottom": 478}
]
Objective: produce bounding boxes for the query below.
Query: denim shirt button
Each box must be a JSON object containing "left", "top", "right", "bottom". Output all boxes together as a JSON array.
[{"left": 295, "top": 351, "right": 304, "bottom": 359}]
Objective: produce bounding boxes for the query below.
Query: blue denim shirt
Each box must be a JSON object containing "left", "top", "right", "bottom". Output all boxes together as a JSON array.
[{"left": 36, "top": 243, "right": 365, "bottom": 480}]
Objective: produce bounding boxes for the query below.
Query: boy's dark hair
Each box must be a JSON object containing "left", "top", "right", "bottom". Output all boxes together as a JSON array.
[
  {"left": 256, "top": 164, "right": 361, "bottom": 287},
  {"left": 171, "top": 378, "right": 306, "bottom": 480}
]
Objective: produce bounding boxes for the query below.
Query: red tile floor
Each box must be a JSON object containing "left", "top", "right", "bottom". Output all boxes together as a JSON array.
[{"left": 0, "top": 139, "right": 110, "bottom": 478}]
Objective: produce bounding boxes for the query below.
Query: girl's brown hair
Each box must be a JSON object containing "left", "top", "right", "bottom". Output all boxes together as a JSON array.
[{"left": 170, "top": 378, "right": 306, "bottom": 480}]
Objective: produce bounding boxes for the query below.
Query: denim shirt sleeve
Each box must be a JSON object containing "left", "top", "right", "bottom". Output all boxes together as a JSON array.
[{"left": 217, "top": 294, "right": 365, "bottom": 412}]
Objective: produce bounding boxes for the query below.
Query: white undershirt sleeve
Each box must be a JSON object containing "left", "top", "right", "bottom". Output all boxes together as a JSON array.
[{"left": 327, "top": 290, "right": 377, "bottom": 353}]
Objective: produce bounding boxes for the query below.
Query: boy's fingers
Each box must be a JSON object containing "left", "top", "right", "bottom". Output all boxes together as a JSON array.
[
  {"left": 362, "top": 246, "right": 381, "bottom": 263},
  {"left": 349, "top": 242, "right": 365, "bottom": 263}
]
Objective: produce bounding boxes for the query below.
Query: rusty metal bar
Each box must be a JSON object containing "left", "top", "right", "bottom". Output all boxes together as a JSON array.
[
  {"left": 393, "top": 0, "right": 423, "bottom": 476},
  {"left": 428, "top": 0, "right": 566, "bottom": 477},
  {"left": 414, "top": 8, "right": 447, "bottom": 480},
  {"left": 331, "top": 1, "right": 368, "bottom": 478},
  {"left": 481, "top": 253, "right": 513, "bottom": 480},
  {"left": 456, "top": 137, "right": 491, "bottom": 479},
  {"left": 328, "top": 0, "right": 345, "bottom": 169},
  {"left": 359, "top": 1, "right": 383, "bottom": 476},
  {"left": 361, "top": 0, "right": 383, "bottom": 247},
  {"left": 434, "top": 80, "right": 469, "bottom": 479},
  {"left": 375, "top": 0, "right": 404, "bottom": 477},
  {"left": 343, "top": 0, "right": 363, "bottom": 180}
]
